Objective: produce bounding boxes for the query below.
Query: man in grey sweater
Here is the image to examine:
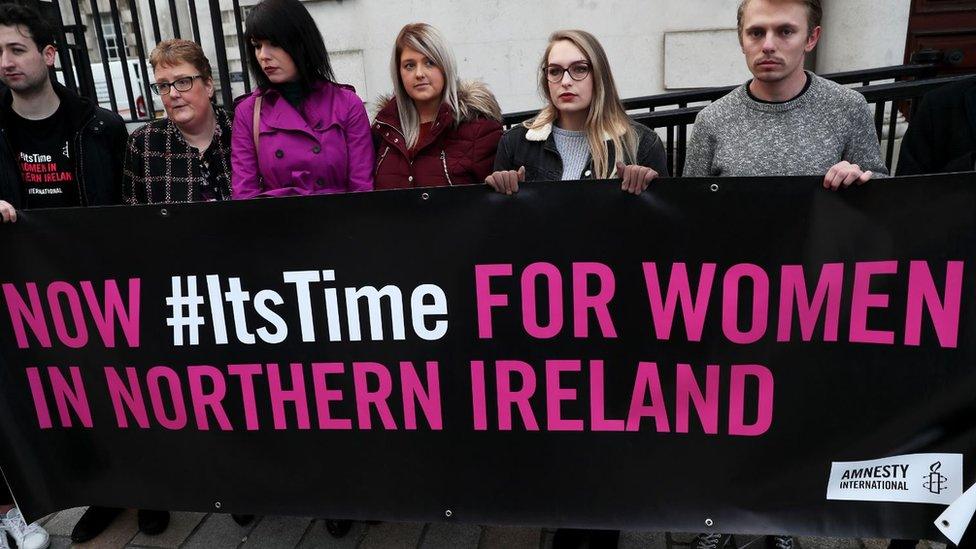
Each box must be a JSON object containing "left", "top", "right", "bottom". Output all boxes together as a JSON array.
[
  {"left": 682, "top": 0, "right": 888, "bottom": 188},
  {"left": 688, "top": 3, "right": 886, "bottom": 549}
]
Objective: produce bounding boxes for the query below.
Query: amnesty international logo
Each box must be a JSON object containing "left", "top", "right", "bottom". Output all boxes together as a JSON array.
[
  {"left": 923, "top": 461, "right": 948, "bottom": 495},
  {"left": 827, "top": 453, "right": 962, "bottom": 504}
]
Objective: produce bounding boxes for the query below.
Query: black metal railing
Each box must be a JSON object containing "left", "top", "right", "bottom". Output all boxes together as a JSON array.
[
  {"left": 502, "top": 64, "right": 949, "bottom": 176},
  {"left": 501, "top": 64, "right": 940, "bottom": 127},
  {"left": 626, "top": 75, "right": 971, "bottom": 176},
  {"left": 38, "top": 0, "right": 233, "bottom": 121}
]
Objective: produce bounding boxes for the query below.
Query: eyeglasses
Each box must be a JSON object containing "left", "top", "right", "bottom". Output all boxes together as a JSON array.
[
  {"left": 544, "top": 62, "right": 591, "bottom": 83},
  {"left": 150, "top": 75, "right": 204, "bottom": 95}
]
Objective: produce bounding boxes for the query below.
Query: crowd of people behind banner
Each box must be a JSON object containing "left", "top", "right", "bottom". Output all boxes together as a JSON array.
[{"left": 0, "top": 0, "right": 972, "bottom": 547}]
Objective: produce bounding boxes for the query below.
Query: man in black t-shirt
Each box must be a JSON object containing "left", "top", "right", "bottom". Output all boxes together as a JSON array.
[
  {"left": 7, "top": 105, "right": 79, "bottom": 209},
  {"left": 0, "top": 3, "right": 125, "bottom": 224},
  {"left": 0, "top": 4, "right": 137, "bottom": 549}
]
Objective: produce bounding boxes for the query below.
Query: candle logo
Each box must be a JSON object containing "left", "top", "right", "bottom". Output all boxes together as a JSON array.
[{"left": 923, "top": 461, "right": 948, "bottom": 495}]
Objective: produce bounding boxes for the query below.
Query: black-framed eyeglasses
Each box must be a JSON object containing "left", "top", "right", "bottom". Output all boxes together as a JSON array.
[
  {"left": 544, "top": 62, "right": 591, "bottom": 83},
  {"left": 150, "top": 75, "right": 204, "bottom": 95}
]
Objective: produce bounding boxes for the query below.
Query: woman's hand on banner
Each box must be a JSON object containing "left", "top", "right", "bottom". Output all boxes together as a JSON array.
[
  {"left": 824, "top": 161, "right": 873, "bottom": 191},
  {"left": 616, "top": 161, "right": 658, "bottom": 195},
  {"left": 0, "top": 200, "right": 16, "bottom": 223},
  {"left": 485, "top": 166, "right": 525, "bottom": 195}
]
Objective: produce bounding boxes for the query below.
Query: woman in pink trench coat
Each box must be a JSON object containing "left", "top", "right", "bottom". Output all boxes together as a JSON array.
[{"left": 231, "top": 0, "right": 374, "bottom": 198}]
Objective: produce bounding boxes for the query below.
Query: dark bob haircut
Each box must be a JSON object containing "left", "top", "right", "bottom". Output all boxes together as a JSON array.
[
  {"left": 0, "top": 3, "right": 56, "bottom": 51},
  {"left": 244, "top": 0, "right": 335, "bottom": 91}
]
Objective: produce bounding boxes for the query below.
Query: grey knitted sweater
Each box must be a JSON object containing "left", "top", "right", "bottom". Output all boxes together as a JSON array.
[
  {"left": 552, "top": 126, "right": 590, "bottom": 181},
  {"left": 682, "top": 73, "right": 889, "bottom": 177}
]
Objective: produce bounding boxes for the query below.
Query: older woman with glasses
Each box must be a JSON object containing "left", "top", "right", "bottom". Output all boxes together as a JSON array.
[
  {"left": 101, "top": 40, "right": 253, "bottom": 543},
  {"left": 90, "top": 38, "right": 234, "bottom": 546},
  {"left": 123, "top": 39, "right": 232, "bottom": 204}
]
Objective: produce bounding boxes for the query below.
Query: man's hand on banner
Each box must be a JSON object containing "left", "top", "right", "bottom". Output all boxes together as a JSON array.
[
  {"left": 615, "top": 161, "right": 658, "bottom": 195},
  {"left": 0, "top": 200, "right": 17, "bottom": 223},
  {"left": 485, "top": 166, "right": 525, "bottom": 195},
  {"left": 824, "top": 161, "right": 873, "bottom": 191}
]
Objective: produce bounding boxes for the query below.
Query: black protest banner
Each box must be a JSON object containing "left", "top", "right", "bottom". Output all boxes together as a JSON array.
[{"left": 0, "top": 175, "right": 974, "bottom": 541}]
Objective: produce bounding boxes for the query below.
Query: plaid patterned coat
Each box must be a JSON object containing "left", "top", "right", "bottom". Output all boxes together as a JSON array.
[{"left": 123, "top": 106, "right": 233, "bottom": 204}]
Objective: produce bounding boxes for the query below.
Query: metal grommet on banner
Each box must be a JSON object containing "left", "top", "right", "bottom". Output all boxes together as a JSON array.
[
  {"left": 704, "top": 518, "right": 714, "bottom": 527},
  {"left": 942, "top": 519, "right": 950, "bottom": 527},
  {"left": 709, "top": 183, "right": 719, "bottom": 192},
  {"left": 160, "top": 208, "right": 169, "bottom": 217},
  {"left": 444, "top": 509, "right": 453, "bottom": 518},
  {"left": 421, "top": 192, "right": 430, "bottom": 201},
  {"left": 214, "top": 501, "right": 222, "bottom": 510}
]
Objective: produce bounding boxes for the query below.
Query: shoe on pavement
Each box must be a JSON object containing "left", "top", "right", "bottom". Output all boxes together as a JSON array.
[
  {"left": 70, "top": 506, "right": 122, "bottom": 543},
  {"left": 693, "top": 533, "right": 729, "bottom": 549},
  {"left": 765, "top": 535, "right": 795, "bottom": 549},
  {"left": 325, "top": 519, "right": 352, "bottom": 538},
  {"left": 231, "top": 514, "right": 255, "bottom": 526},
  {"left": 552, "top": 528, "right": 586, "bottom": 549},
  {"left": 137, "top": 509, "right": 170, "bottom": 536},
  {"left": 1, "top": 507, "right": 49, "bottom": 549}
]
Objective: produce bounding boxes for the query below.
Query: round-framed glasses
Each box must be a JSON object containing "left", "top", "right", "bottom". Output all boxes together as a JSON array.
[{"left": 544, "top": 62, "right": 591, "bottom": 83}]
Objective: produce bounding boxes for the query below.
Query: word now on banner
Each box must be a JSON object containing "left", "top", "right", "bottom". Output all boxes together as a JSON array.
[{"left": 0, "top": 175, "right": 973, "bottom": 541}]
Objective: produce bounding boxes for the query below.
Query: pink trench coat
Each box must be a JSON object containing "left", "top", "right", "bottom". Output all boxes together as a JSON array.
[{"left": 231, "top": 81, "right": 375, "bottom": 198}]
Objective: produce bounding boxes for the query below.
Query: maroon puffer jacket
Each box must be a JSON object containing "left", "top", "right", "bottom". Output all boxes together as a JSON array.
[{"left": 371, "top": 81, "right": 503, "bottom": 190}]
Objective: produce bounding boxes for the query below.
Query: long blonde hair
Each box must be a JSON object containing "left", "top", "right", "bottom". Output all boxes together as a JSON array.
[
  {"left": 391, "top": 23, "right": 463, "bottom": 149},
  {"left": 525, "top": 30, "right": 636, "bottom": 179}
]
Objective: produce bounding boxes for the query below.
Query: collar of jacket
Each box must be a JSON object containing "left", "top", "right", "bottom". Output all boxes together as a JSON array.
[
  {"left": 524, "top": 122, "right": 613, "bottom": 143},
  {"left": 167, "top": 103, "right": 232, "bottom": 147},
  {"left": 525, "top": 123, "right": 559, "bottom": 155},
  {"left": 524, "top": 122, "right": 618, "bottom": 167},
  {"left": 0, "top": 80, "right": 95, "bottom": 130},
  {"left": 523, "top": 122, "right": 624, "bottom": 178},
  {"left": 373, "top": 80, "right": 501, "bottom": 126},
  {"left": 374, "top": 99, "right": 454, "bottom": 154},
  {"left": 251, "top": 80, "right": 354, "bottom": 135}
]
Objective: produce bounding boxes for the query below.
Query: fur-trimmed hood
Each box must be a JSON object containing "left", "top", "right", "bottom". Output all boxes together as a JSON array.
[{"left": 373, "top": 79, "right": 502, "bottom": 124}]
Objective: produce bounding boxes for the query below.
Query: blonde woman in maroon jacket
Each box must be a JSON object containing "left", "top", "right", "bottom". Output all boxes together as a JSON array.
[{"left": 371, "top": 23, "right": 503, "bottom": 189}]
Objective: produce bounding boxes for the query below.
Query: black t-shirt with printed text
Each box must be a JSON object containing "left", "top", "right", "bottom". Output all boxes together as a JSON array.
[{"left": 5, "top": 103, "right": 79, "bottom": 209}]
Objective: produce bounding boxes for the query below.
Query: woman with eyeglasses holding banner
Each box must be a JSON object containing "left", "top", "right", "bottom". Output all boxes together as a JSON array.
[
  {"left": 123, "top": 39, "right": 233, "bottom": 204},
  {"left": 103, "top": 38, "right": 236, "bottom": 545},
  {"left": 487, "top": 29, "right": 668, "bottom": 194},
  {"left": 231, "top": 0, "right": 374, "bottom": 198}
]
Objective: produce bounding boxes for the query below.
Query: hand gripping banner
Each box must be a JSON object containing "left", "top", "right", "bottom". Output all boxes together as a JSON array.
[{"left": 0, "top": 175, "right": 974, "bottom": 541}]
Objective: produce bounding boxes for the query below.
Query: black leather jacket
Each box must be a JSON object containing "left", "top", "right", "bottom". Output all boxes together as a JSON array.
[
  {"left": 0, "top": 81, "right": 127, "bottom": 208},
  {"left": 897, "top": 76, "right": 976, "bottom": 176},
  {"left": 492, "top": 121, "right": 669, "bottom": 180}
]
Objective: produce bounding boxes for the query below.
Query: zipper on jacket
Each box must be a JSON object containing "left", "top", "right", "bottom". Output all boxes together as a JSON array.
[
  {"left": 0, "top": 128, "right": 21, "bottom": 207},
  {"left": 375, "top": 145, "right": 390, "bottom": 174},
  {"left": 73, "top": 117, "right": 95, "bottom": 207},
  {"left": 375, "top": 119, "right": 405, "bottom": 146},
  {"left": 440, "top": 150, "right": 453, "bottom": 186}
]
